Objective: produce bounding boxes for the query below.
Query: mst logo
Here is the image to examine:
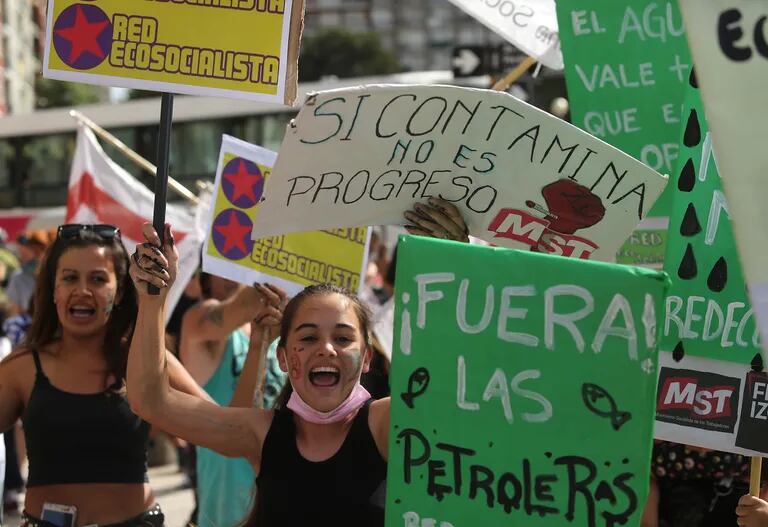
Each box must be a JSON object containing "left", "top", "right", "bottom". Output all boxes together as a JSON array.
[
  {"left": 658, "top": 377, "right": 734, "bottom": 418},
  {"left": 486, "top": 179, "right": 604, "bottom": 259},
  {"left": 656, "top": 368, "right": 740, "bottom": 433},
  {"left": 487, "top": 209, "right": 599, "bottom": 258}
]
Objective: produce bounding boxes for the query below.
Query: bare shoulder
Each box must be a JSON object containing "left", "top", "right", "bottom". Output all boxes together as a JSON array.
[
  {"left": 0, "top": 347, "right": 38, "bottom": 395},
  {"left": 369, "top": 397, "right": 391, "bottom": 431},
  {"left": 368, "top": 397, "right": 391, "bottom": 460},
  {"left": 1, "top": 347, "right": 36, "bottom": 373},
  {"left": 369, "top": 397, "right": 390, "bottom": 417}
]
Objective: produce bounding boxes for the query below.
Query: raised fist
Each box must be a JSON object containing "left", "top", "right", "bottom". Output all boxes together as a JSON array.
[{"left": 539, "top": 179, "right": 605, "bottom": 235}]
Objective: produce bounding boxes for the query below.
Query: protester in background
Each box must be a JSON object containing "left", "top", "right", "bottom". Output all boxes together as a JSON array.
[
  {"left": 128, "top": 223, "right": 389, "bottom": 526},
  {"left": 647, "top": 441, "right": 768, "bottom": 527},
  {"left": 159, "top": 269, "right": 204, "bottom": 504},
  {"left": 0, "top": 301, "right": 8, "bottom": 525},
  {"left": 165, "top": 269, "right": 203, "bottom": 358},
  {"left": 178, "top": 272, "right": 286, "bottom": 527},
  {"left": 3, "top": 303, "right": 32, "bottom": 350},
  {"left": 0, "top": 223, "right": 210, "bottom": 526},
  {"left": 0, "top": 303, "right": 11, "bottom": 362},
  {"left": 0, "top": 300, "right": 26, "bottom": 516},
  {"left": 362, "top": 246, "right": 397, "bottom": 400},
  {"left": 361, "top": 229, "right": 389, "bottom": 309},
  {"left": 0, "top": 228, "right": 19, "bottom": 295},
  {"left": 6, "top": 230, "right": 49, "bottom": 316}
]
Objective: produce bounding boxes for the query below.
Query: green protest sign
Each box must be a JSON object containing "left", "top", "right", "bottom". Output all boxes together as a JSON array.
[
  {"left": 387, "top": 235, "right": 669, "bottom": 527},
  {"left": 654, "top": 74, "right": 766, "bottom": 455},
  {"left": 556, "top": 1, "right": 692, "bottom": 263},
  {"left": 661, "top": 79, "right": 758, "bottom": 365},
  {"left": 615, "top": 222, "right": 668, "bottom": 268}
]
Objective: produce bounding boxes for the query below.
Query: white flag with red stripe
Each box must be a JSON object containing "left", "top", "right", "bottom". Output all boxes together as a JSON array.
[{"left": 67, "top": 125, "right": 204, "bottom": 321}]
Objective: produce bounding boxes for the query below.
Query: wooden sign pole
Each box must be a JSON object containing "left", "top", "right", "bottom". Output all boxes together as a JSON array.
[
  {"left": 492, "top": 56, "right": 537, "bottom": 92},
  {"left": 751, "top": 456, "right": 763, "bottom": 496}
]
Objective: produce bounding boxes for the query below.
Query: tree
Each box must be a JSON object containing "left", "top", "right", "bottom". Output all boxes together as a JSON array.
[
  {"left": 299, "top": 28, "right": 401, "bottom": 82},
  {"left": 35, "top": 77, "right": 103, "bottom": 109}
]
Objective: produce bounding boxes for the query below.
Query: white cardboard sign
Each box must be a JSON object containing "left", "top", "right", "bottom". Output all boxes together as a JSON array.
[
  {"left": 678, "top": 1, "right": 768, "bottom": 366},
  {"left": 445, "top": 0, "right": 562, "bottom": 69},
  {"left": 253, "top": 85, "right": 668, "bottom": 262}
]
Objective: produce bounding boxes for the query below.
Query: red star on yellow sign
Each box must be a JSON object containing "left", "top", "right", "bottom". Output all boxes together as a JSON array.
[
  {"left": 55, "top": 5, "right": 109, "bottom": 64},
  {"left": 214, "top": 210, "right": 253, "bottom": 254},
  {"left": 223, "top": 160, "right": 264, "bottom": 204}
]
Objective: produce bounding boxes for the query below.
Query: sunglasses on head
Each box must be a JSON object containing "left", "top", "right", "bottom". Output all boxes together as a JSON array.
[{"left": 57, "top": 224, "right": 121, "bottom": 241}]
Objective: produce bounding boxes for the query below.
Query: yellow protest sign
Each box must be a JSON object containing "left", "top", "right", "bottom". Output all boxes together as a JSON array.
[
  {"left": 43, "top": 0, "right": 303, "bottom": 104},
  {"left": 203, "top": 135, "right": 370, "bottom": 296}
]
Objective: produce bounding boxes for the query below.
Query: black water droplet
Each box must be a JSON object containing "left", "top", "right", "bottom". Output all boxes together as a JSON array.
[
  {"left": 622, "top": 458, "right": 629, "bottom": 464},
  {"left": 707, "top": 257, "right": 728, "bottom": 292},
  {"left": 545, "top": 452, "right": 553, "bottom": 458},
  {"left": 689, "top": 68, "right": 698, "bottom": 88},
  {"left": 433, "top": 429, "right": 437, "bottom": 435},
  {"left": 673, "top": 341, "right": 685, "bottom": 362},
  {"left": 684, "top": 110, "right": 702, "bottom": 147},
  {"left": 678, "top": 244, "right": 698, "bottom": 280},
  {"left": 604, "top": 461, "right": 612, "bottom": 467},
  {"left": 488, "top": 441, "right": 494, "bottom": 448},
  {"left": 395, "top": 499, "right": 402, "bottom": 505},
  {"left": 752, "top": 353, "right": 764, "bottom": 372},
  {"left": 680, "top": 203, "right": 701, "bottom": 237},
  {"left": 678, "top": 158, "right": 696, "bottom": 192}
]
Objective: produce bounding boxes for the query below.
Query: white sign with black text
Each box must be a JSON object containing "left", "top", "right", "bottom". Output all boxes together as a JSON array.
[{"left": 253, "top": 85, "right": 668, "bottom": 262}]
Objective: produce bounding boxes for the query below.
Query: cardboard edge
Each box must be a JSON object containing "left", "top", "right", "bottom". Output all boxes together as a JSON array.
[
  {"left": 41, "top": 0, "right": 56, "bottom": 77},
  {"left": 284, "top": 0, "right": 306, "bottom": 106}
]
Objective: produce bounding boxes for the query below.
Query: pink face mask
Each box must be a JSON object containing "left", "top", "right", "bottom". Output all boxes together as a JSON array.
[{"left": 287, "top": 383, "right": 371, "bottom": 424}]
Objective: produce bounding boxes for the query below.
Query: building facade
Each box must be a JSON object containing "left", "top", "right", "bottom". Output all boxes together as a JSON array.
[{"left": 0, "top": 0, "right": 45, "bottom": 115}]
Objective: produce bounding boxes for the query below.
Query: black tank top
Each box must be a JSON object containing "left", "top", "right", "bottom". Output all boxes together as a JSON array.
[
  {"left": 22, "top": 351, "right": 150, "bottom": 486},
  {"left": 256, "top": 401, "right": 387, "bottom": 527}
]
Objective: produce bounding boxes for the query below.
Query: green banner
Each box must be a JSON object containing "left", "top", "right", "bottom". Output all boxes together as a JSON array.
[
  {"left": 654, "top": 75, "right": 765, "bottom": 454},
  {"left": 386, "top": 235, "right": 669, "bottom": 527},
  {"left": 616, "top": 224, "right": 668, "bottom": 268},
  {"left": 660, "top": 77, "right": 759, "bottom": 365},
  {"left": 556, "top": 1, "right": 692, "bottom": 264}
]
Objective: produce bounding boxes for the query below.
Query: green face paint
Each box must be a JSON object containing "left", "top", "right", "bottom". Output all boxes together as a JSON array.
[{"left": 104, "top": 291, "right": 115, "bottom": 317}]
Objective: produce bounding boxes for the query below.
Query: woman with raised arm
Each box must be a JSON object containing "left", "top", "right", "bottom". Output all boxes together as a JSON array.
[
  {"left": 0, "top": 223, "right": 210, "bottom": 527},
  {"left": 127, "top": 223, "right": 390, "bottom": 527}
]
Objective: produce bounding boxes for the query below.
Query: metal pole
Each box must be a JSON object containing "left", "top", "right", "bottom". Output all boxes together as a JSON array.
[{"left": 149, "top": 93, "right": 174, "bottom": 295}]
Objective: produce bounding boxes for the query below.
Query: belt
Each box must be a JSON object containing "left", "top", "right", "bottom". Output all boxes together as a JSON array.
[{"left": 22, "top": 504, "right": 164, "bottom": 527}]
